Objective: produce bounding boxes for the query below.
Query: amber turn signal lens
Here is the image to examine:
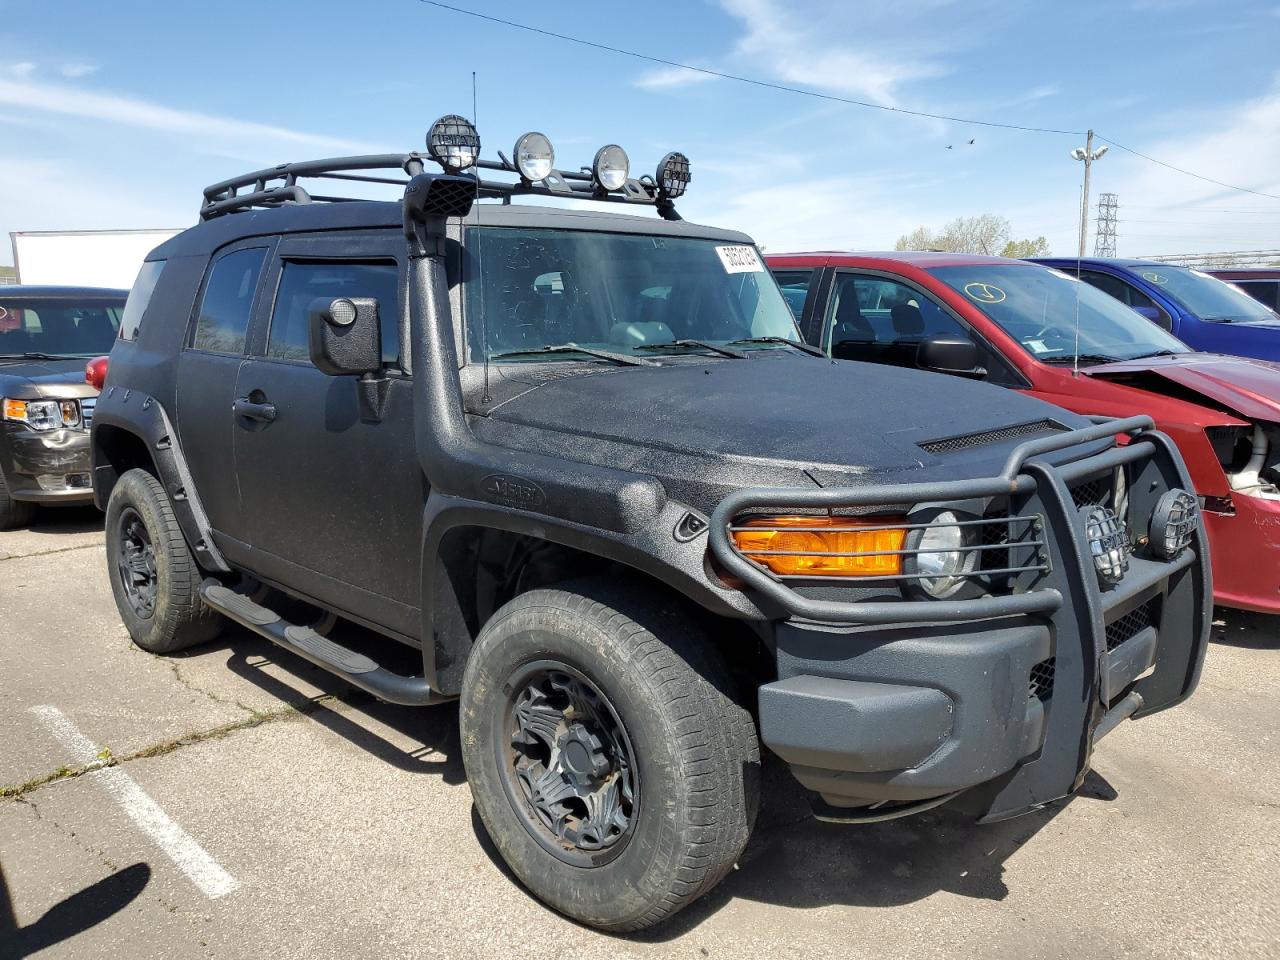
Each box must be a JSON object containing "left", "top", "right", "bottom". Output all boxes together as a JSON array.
[
  {"left": 731, "top": 516, "right": 907, "bottom": 577},
  {"left": 2, "top": 398, "right": 25, "bottom": 421}
]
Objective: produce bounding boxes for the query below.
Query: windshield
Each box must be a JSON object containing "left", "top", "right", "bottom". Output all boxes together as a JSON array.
[
  {"left": 1131, "top": 265, "right": 1279, "bottom": 323},
  {"left": 462, "top": 227, "right": 799, "bottom": 362},
  {"left": 928, "top": 264, "right": 1190, "bottom": 363},
  {"left": 0, "top": 297, "right": 124, "bottom": 358}
]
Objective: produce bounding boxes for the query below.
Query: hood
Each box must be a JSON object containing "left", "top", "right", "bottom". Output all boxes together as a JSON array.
[
  {"left": 1084, "top": 353, "right": 1280, "bottom": 423},
  {"left": 0, "top": 357, "right": 97, "bottom": 400},
  {"left": 469, "top": 353, "right": 1095, "bottom": 509}
]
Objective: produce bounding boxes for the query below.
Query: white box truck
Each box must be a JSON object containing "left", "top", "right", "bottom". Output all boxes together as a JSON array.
[{"left": 10, "top": 229, "right": 182, "bottom": 289}]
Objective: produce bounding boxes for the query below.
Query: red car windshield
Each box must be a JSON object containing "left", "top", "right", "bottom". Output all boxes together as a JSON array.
[{"left": 929, "top": 264, "right": 1190, "bottom": 364}]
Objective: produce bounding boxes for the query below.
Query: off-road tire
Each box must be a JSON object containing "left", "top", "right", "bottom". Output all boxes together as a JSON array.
[
  {"left": 0, "top": 470, "right": 37, "bottom": 530},
  {"left": 105, "top": 468, "right": 222, "bottom": 654},
  {"left": 460, "top": 578, "right": 760, "bottom": 932}
]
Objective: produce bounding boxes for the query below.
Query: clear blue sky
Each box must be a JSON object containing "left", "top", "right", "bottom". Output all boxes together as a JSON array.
[{"left": 3, "top": 0, "right": 1279, "bottom": 264}]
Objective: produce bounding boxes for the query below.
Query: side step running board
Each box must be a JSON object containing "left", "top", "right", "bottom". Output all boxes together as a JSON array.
[{"left": 199, "top": 579, "right": 453, "bottom": 706}]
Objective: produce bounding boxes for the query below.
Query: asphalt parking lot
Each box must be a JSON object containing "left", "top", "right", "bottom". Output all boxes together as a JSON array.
[{"left": 1, "top": 511, "right": 1277, "bottom": 960}]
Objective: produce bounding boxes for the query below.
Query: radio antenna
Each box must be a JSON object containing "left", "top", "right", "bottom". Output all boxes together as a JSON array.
[
  {"left": 473, "top": 70, "right": 491, "bottom": 405},
  {"left": 1073, "top": 181, "right": 1083, "bottom": 378}
]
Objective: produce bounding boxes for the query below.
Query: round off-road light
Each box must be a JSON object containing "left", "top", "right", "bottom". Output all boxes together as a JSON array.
[
  {"left": 1080, "top": 504, "right": 1129, "bottom": 586},
  {"left": 1149, "top": 488, "right": 1199, "bottom": 560},
  {"left": 592, "top": 144, "right": 629, "bottom": 192},
  {"left": 655, "top": 151, "right": 691, "bottom": 198},
  {"left": 513, "top": 131, "right": 555, "bottom": 182},
  {"left": 329, "top": 298, "right": 357, "bottom": 326},
  {"left": 427, "top": 115, "right": 481, "bottom": 172},
  {"left": 905, "top": 510, "right": 979, "bottom": 599}
]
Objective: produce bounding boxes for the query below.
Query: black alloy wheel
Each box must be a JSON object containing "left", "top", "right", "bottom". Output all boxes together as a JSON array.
[
  {"left": 500, "top": 661, "right": 639, "bottom": 866},
  {"left": 116, "top": 506, "right": 158, "bottom": 619}
]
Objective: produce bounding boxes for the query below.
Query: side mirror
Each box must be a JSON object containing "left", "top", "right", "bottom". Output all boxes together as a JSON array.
[
  {"left": 309, "top": 297, "right": 382, "bottom": 376},
  {"left": 918, "top": 334, "right": 986, "bottom": 378}
]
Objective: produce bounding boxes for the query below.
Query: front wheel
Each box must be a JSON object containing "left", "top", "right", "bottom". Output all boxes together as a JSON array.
[
  {"left": 105, "top": 468, "right": 222, "bottom": 654},
  {"left": 459, "top": 579, "right": 759, "bottom": 932}
]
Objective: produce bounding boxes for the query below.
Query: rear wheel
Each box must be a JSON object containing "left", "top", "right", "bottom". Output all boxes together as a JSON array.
[
  {"left": 460, "top": 579, "right": 759, "bottom": 932},
  {"left": 105, "top": 468, "right": 222, "bottom": 654},
  {"left": 0, "top": 471, "right": 37, "bottom": 530}
]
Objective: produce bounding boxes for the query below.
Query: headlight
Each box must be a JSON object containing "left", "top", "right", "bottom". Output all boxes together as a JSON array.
[
  {"left": 1148, "top": 489, "right": 1199, "bottom": 560},
  {"left": 731, "top": 515, "right": 907, "bottom": 578},
  {"left": 592, "top": 144, "right": 629, "bottom": 192},
  {"left": 513, "top": 131, "right": 555, "bottom": 182},
  {"left": 3, "top": 398, "right": 80, "bottom": 431},
  {"left": 904, "top": 510, "right": 979, "bottom": 598}
]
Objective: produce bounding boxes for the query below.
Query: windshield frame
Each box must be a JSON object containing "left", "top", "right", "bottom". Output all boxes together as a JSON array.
[
  {"left": 0, "top": 296, "right": 126, "bottom": 359},
  {"left": 926, "top": 263, "right": 1192, "bottom": 365},
  {"left": 455, "top": 224, "right": 801, "bottom": 365},
  {"left": 1131, "top": 265, "right": 1280, "bottom": 324}
]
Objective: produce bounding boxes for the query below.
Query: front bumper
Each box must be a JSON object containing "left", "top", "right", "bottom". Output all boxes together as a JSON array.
[
  {"left": 1203, "top": 494, "right": 1280, "bottom": 614},
  {"left": 1, "top": 423, "right": 95, "bottom": 504},
  {"left": 711, "top": 417, "right": 1212, "bottom": 820}
]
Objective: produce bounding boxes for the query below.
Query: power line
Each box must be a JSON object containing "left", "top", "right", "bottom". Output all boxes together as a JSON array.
[
  {"left": 416, "top": 1, "right": 1280, "bottom": 205},
  {"left": 414, "top": 0, "right": 1084, "bottom": 136},
  {"left": 1095, "top": 136, "right": 1280, "bottom": 202}
]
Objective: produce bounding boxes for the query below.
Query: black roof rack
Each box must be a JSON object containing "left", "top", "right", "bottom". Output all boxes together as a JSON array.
[{"left": 200, "top": 152, "right": 684, "bottom": 222}]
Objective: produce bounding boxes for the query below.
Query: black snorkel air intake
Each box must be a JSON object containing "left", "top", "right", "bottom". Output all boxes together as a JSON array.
[{"left": 402, "top": 174, "right": 668, "bottom": 535}]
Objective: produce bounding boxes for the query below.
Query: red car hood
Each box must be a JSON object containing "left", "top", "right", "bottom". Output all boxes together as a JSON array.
[{"left": 1084, "top": 353, "right": 1280, "bottom": 422}]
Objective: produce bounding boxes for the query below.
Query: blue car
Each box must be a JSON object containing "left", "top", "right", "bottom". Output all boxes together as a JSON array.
[{"left": 1033, "top": 258, "right": 1280, "bottom": 361}]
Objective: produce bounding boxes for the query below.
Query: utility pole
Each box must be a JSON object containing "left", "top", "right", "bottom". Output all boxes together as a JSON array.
[{"left": 1071, "top": 130, "right": 1109, "bottom": 258}]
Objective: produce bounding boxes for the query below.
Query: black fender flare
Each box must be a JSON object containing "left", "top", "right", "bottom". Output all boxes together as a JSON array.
[
  {"left": 90, "top": 386, "right": 230, "bottom": 573},
  {"left": 417, "top": 490, "right": 775, "bottom": 695}
]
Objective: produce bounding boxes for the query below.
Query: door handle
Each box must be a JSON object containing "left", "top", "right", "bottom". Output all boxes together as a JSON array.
[{"left": 233, "top": 397, "right": 277, "bottom": 423}]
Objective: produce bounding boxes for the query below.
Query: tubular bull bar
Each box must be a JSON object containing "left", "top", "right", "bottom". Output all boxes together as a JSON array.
[{"left": 709, "top": 416, "right": 1213, "bottom": 820}]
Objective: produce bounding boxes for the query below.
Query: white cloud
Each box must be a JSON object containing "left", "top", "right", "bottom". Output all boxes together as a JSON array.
[
  {"left": 720, "top": 0, "right": 947, "bottom": 107},
  {"left": 7, "top": 62, "right": 36, "bottom": 78},
  {"left": 634, "top": 65, "right": 717, "bottom": 91},
  {"left": 60, "top": 63, "right": 98, "bottom": 79},
  {"left": 0, "top": 76, "right": 383, "bottom": 158}
]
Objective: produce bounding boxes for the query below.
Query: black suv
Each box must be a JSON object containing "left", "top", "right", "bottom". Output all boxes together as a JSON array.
[
  {"left": 93, "top": 117, "right": 1211, "bottom": 932},
  {"left": 0, "top": 285, "right": 126, "bottom": 527}
]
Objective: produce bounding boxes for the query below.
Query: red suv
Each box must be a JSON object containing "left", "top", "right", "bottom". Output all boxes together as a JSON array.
[{"left": 768, "top": 251, "right": 1280, "bottom": 614}]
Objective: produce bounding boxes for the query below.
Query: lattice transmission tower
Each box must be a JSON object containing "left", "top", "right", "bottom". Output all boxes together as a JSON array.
[{"left": 1094, "top": 192, "right": 1119, "bottom": 258}]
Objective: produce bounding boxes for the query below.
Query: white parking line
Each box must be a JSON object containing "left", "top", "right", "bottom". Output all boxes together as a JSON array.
[{"left": 30, "top": 704, "right": 241, "bottom": 900}]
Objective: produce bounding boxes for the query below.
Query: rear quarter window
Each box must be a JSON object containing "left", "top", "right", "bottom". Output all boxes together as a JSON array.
[{"left": 118, "top": 260, "right": 165, "bottom": 342}]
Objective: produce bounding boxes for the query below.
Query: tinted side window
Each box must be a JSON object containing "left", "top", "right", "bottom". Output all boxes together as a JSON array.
[
  {"left": 192, "top": 248, "right": 266, "bottom": 354},
  {"left": 1236, "top": 280, "right": 1279, "bottom": 311},
  {"left": 267, "top": 261, "right": 400, "bottom": 364},
  {"left": 1080, "top": 270, "right": 1133, "bottom": 304},
  {"left": 826, "top": 275, "right": 970, "bottom": 355},
  {"left": 119, "top": 260, "right": 165, "bottom": 342},
  {"left": 771, "top": 269, "right": 814, "bottom": 321}
]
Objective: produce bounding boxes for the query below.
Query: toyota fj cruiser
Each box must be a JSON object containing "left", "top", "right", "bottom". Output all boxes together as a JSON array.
[{"left": 93, "top": 116, "right": 1211, "bottom": 932}]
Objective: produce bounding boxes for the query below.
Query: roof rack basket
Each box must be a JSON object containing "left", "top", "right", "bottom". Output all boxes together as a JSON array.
[{"left": 201, "top": 149, "right": 686, "bottom": 222}]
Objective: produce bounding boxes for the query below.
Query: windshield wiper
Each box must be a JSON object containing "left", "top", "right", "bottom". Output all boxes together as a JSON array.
[
  {"left": 727, "top": 336, "right": 827, "bottom": 357},
  {"left": 487, "top": 344, "right": 657, "bottom": 367},
  {"left": 634, "top": 339, "right": 748, "bottom": 359},
  {"left": 0, "top": 352, "right": 77, "bottom": 361},
  {"left": 1040, "top": 353, "right": 1125, "bottom": 366},
  {"left": 1128, "top": 349, "right": 1184, "bottom": 359}
]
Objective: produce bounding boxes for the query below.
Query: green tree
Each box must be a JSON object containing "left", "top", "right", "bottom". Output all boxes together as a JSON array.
[{"left": 1000, "top": 236, "right": 1051, "bottom": 258}]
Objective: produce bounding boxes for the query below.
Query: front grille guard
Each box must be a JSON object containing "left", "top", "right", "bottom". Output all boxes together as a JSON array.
[{"left": 709, "top": 415, "right": 1155, "bottom": 624}]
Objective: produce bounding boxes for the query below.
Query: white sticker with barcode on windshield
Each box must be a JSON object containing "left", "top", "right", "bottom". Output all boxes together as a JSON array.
[{"left": 715, "top": 245, "right": 764, "bottom": 274}]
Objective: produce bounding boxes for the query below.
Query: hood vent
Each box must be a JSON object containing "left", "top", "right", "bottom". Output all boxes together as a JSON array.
[{"left": 919, "top": 419, "right": 1067, "bottom": 455}]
